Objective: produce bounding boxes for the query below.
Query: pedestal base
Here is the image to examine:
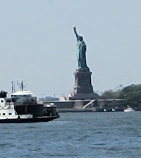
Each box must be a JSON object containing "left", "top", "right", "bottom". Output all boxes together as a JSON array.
[{"left": 69, "top": 69, "right": 95, "bottom": 100}]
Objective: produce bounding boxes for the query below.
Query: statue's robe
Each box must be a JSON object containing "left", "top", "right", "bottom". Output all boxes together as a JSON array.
[{"left": 77, "top": 40, "right": 88, "bottom": 69}]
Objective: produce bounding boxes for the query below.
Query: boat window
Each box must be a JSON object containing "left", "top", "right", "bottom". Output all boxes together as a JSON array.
[
  {"left": 1, "top": 100, "right": 3, "bottom": 102},
  {"left": 3, "top": 113, "right": 5, "bottom": 115},
  {"left": 9, "top": 113, "right": 12, "bottom": 115}
]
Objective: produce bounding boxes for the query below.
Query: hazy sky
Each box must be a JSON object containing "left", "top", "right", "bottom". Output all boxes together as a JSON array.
[{"left": 0, "top": 0, "right": 141, "bottom": 97}]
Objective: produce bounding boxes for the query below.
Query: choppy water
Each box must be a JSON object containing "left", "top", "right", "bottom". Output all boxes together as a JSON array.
[{"left": 0, "top": 112, "right": 141, "bottom": 158}]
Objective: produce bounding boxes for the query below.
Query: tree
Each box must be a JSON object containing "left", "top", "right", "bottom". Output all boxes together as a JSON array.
[
  {"left": 100, "top": 89, "right": 121, "bottom": 99},
  {"left": 100, "top": 84, "right": 141, "bottom": 108},
  {"left": 120, "top": 84, "right": 141, "bottom": 107}
]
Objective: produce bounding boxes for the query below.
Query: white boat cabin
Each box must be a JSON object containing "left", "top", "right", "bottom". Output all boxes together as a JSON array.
[
  {"left": 0, "top": 98, "right": 17, "bottom": 119},
  {"left": 0, "top": 95, "right": 33, "bottom": 120}
]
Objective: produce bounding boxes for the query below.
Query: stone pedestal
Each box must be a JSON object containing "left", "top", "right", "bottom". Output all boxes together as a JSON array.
[{"left": 69, "top": 69, "right": 95, "bottom": 100}]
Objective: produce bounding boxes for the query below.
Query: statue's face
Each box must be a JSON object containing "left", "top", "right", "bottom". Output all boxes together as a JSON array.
[{"left": 79, "top": 36, "right": 83, "bottom": 41}]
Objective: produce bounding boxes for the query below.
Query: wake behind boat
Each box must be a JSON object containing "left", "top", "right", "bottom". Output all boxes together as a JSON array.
[{"left": 0, "top": 90, "right": 59, "bottom": 123}]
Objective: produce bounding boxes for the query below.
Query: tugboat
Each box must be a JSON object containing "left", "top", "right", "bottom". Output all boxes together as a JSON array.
[{"left": 0, "top": 90, "right": 59, "bottom": 123}]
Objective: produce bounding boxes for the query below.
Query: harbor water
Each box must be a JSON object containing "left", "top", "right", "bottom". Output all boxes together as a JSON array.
[{"left": 0, "top": 112, "right": 141, "bottom": 158}]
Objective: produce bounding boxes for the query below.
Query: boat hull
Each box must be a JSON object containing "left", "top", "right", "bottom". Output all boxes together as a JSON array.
[{"left": 0, "top": 116, "right": 59, "bottom": 123}]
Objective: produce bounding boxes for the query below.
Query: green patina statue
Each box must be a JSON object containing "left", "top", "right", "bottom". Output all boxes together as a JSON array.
[{"left": 73, "top": 26, "right": 89, "bottom": 70}]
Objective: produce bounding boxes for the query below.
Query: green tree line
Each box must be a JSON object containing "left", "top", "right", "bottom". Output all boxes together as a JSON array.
[{"left": 100, "top": 84, "right": 141, "bottom": 108}]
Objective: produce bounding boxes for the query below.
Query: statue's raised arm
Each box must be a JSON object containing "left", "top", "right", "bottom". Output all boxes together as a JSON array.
[
  {"left": 73, "top": 25, "right": 79, "bottom": 40},
  {"left": 73, "top": 26, "right": 89, "bottom": 70}
]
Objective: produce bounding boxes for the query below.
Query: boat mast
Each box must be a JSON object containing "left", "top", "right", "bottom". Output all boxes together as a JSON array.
[
  {"left": 21, "top": 81, "right": 24, "bottom": 91},
  {"left": 11, "top": 81, "right": 15, "bottom": 93}
]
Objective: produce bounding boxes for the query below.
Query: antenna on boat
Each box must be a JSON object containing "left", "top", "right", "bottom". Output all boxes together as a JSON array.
[
  {"left": 11, "top": 81, "right": 13, "bottom": 93},
  {"left": 21, "top": 81, "right": 24, "bottom": 91},
  {"left": 11, "top": 81, "right": 16, "bottom": 93},
  {"left": 16, "top": 80, "right": 24, "bottom": 91}
]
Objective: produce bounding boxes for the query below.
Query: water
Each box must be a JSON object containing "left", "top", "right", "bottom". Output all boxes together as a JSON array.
[{"left": 0, "top": 112, "right": 141, "bottom": 158}]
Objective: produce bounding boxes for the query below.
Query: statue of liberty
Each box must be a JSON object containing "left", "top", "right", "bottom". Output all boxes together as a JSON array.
[{"left": 73, "top": 26, "right": 89, "bottom": 70}]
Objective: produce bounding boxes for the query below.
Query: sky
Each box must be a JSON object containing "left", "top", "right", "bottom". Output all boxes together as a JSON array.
[{"left": 0, "top": 0, "right": 141, "bottom": 97}]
